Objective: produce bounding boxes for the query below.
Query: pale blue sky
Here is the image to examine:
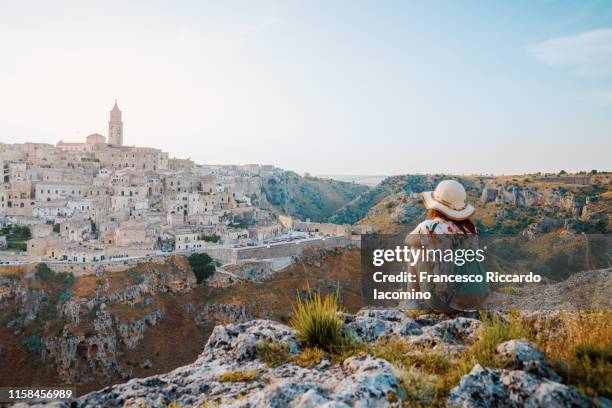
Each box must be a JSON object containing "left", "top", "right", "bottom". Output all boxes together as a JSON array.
[{"left": 1, "top": 1, "right": 611, "bottom": 175}]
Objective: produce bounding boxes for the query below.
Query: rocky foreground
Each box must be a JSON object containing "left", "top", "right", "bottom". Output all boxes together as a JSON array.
[{"left": 18, "top": 309, "right": 608, "bottom": 408}]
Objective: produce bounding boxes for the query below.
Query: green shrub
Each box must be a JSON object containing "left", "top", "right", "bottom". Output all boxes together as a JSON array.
[
  {"left": 35, "top": 263, "right": 55, "bottom": 280},
  {"left": 199, "top": 234, "right": 221, "bottom": 243},
  {"left": 58, "top": 289, "right": 72, "bottom": 303},
  {"left": 289, "top": 289, "right": 343, "bottom": 352},
  {"left": 22, "top": 332, "right": 44, "bottom": 353},
  {"left": 188, "top": 253, "right": 216, "bottom": 284}
]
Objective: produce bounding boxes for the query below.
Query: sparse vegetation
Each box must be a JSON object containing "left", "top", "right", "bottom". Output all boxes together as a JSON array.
[
  {"left": 22, "top": 330, "right": 44, "bottom": 354},
  {"left": 263, "top": 170, "right": 368, "bottom": 223},
  {"left": 530, "top": 311, "right": 612, "bottom": 398},
  {"left": 396, "top": 366, "right": 437, "bottom": 406},
  {"left": 458, "top": 312, "right": 531, "bottom": 372},
  {"left": 218, "top": 369, "right": 258, "bottom": 383},
  {"left": 292, "top": 347, "right": 325, "bottom": 367},
  {"left": 255, "top": 340, "right": 290, "bottom": 367},
  {"left": 366, "top": 313, "right": 533, "bottom": 405}
]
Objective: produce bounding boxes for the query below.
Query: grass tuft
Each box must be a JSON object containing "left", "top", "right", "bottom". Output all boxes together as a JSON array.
[
  {"left": 217, "top": 369, "right": 258, "bottom": 383},
  {"left": 292, "top": 347, "right": 325, "bottom": 367},
  {"left": 289, "top": 288, "right": 344, "bottom": 352},
  {"left": 255, "top": 340, "right": 290, "bottom": 367},
  {"left": 396, "top": 366, "right": 437, "bottom": 406},
  {"left": 460, "top": 312, "right": 531, "bottom": 371},
  {"left": 404, "top": 310, "right": 431, "bottom": 319},
  {"left": 531, "top": 311, "right": 612, "bottom": 398}
]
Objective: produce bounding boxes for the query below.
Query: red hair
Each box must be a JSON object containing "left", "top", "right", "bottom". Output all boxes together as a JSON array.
[{"left": 427, "top": 209, "right": 477, "bottom": 234}]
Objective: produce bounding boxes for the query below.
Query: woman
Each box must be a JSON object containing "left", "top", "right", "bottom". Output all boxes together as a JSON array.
[{"left": 405, "top": 179, "right": 488, "bottom": 312}]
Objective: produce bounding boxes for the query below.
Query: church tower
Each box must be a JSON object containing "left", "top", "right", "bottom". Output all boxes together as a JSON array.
[{"left": 108, "top": 100, "right": 123, "bottom": 146}]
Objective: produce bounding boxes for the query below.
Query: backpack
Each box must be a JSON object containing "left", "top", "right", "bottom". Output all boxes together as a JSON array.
[{"left": 449, "top": 238, "right": 490, "bottom": 311}]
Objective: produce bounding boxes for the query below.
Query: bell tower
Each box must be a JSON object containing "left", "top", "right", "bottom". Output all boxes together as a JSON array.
[{"left": 108, "top": 100, "right": 123, "bottom": 146}]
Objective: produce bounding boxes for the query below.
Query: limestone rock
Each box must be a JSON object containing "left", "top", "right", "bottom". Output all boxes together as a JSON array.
[
  {"left": 447, "top": 364, "right": 595, "bottom": 408},
  {"left": 344, "top": 308, "right": 422, "bottom": 342},
  {"left": 495, "top": 339, "right": 561, "bottom": 381}
]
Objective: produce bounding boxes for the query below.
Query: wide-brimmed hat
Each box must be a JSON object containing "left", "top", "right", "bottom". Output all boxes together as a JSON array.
[{"left": 422, "top": 180, "right": 475, "bottom": 220}]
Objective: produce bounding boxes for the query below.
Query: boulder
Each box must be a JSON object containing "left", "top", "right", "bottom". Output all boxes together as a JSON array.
[
  {"left": 495, "top": 339, "right": 561, "bottom": 381},
  {"left": 447, "top": 364, "right": 595, "bottom": 408}
]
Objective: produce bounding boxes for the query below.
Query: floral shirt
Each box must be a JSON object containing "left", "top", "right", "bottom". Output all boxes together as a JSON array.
[{"left": 409, "top": 217, "right": 469, "bottom": 235}]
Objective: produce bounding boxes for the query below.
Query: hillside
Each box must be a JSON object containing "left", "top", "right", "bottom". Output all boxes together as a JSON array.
[
  {"left": 47, "top": 270, "right": 612, "bottom": 407},
  {"left": 355, "top": 173, "right": 610, "bottom": 236},
  {"left": 0, "top": 250, "right": 361, "bottom": 396},
  {"left": 261, "top": 171, "right": 369, "bottom": 222}
]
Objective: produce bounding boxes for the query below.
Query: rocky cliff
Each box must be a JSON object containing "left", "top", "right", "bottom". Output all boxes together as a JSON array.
[
  {"left": 22, "top": 308, "right": 608, "bottom": 407},
  {"left": 0, "top": 249, "right": 362, "bottom": 396}
]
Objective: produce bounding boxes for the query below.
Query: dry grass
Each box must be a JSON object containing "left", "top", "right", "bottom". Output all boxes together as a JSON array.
[
  {"left": 292, "top": 347, "right": 325, "bottom": 367},
  {"left": 530, "top": 311, "right": 612, "bottom": 397},
  {"left": 459, "top": 312, "right": 531, "bottom": 371},
  {"left": 368, "top": 312, "right": 533, "bottom": 406},
  {"left": 396, "top": 366, "right": 437, "bottom": 406},
  {"left": 368, "top": 338, "right": 456, "bottom": 405},
  {"left": 289, "top": 288, "right": 344, "bottom": 352},
  {"left": 255, "top": 340, "right": 290, "bottom": 367},
  {"left": 217, "top": 369, "right": 259, "bottom": 383},
  {"left": 404, "top": 310, "right": 431, "bottom": 319}
]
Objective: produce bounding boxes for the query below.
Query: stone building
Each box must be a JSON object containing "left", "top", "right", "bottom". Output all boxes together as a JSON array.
[{"left": 108, "top": 101, "right": 123, "bottom": 146}]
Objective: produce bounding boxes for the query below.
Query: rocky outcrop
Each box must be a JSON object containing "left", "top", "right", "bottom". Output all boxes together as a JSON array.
[
  {"left": 0, "top": 257, "right": 201, "bottom": 388},
  {"left": 480, "top": 185, "right": 584, "bottom": 217},
  {"left": 447, "top": 364, "right": 593, "bottom": 408},
  {"left": 194, "top": 303, "right": 253, "bottom": 326},
  {"left": 9, "top": 308, "right": 590, "bottom": 407},
  {"left": 11, "top": 307, "right": 606, "bottom": 407},
  {"left": 62, "top": 319, "right": 402, "bottom": 407},
  {"left": 495, "top": 339, "right": 561, "bottom": 381},
  {"left": 522, "top": 216, "right": 565, "bottom": 239}
]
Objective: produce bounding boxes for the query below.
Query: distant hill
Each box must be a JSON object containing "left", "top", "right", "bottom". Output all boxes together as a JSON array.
[
  {"left": 353, "top": 173, "right": 610, "bottom": 236},
  {"left": 316, "top": 175, "right": 387, "bottom": 187},
  {"left": 261, "top": 171, "right": 369, "bottom": 222}
]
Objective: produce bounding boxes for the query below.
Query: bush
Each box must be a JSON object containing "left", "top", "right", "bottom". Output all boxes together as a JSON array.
[
  {"left": 35, "top": 263, "right": 55, "bottom": 280},
  {"left": 22, "top": 332, "right": 44, "bottom": 354},
  {"left": 289, "top": 289, "right": 343, "bottom": 352},
  {"left": 199, "top": 234, "right": 221, "bottom": 243},
  {"left": 188, "top": 253, "right": 216, "bottom": 284}
]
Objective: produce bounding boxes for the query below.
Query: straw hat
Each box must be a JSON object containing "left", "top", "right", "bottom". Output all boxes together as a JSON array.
[{"left": 422, "top": 180, "right": 474, "bottom": 220}]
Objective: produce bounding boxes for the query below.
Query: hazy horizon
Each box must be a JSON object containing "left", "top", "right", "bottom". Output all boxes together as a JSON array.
[{"left": 1, "top": 1, "right": 611, "bottom": 175}]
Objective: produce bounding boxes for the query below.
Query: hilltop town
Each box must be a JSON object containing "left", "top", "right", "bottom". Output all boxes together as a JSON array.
[{"left": 0, "top": 103, "right": 367, "bottom": 273}]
